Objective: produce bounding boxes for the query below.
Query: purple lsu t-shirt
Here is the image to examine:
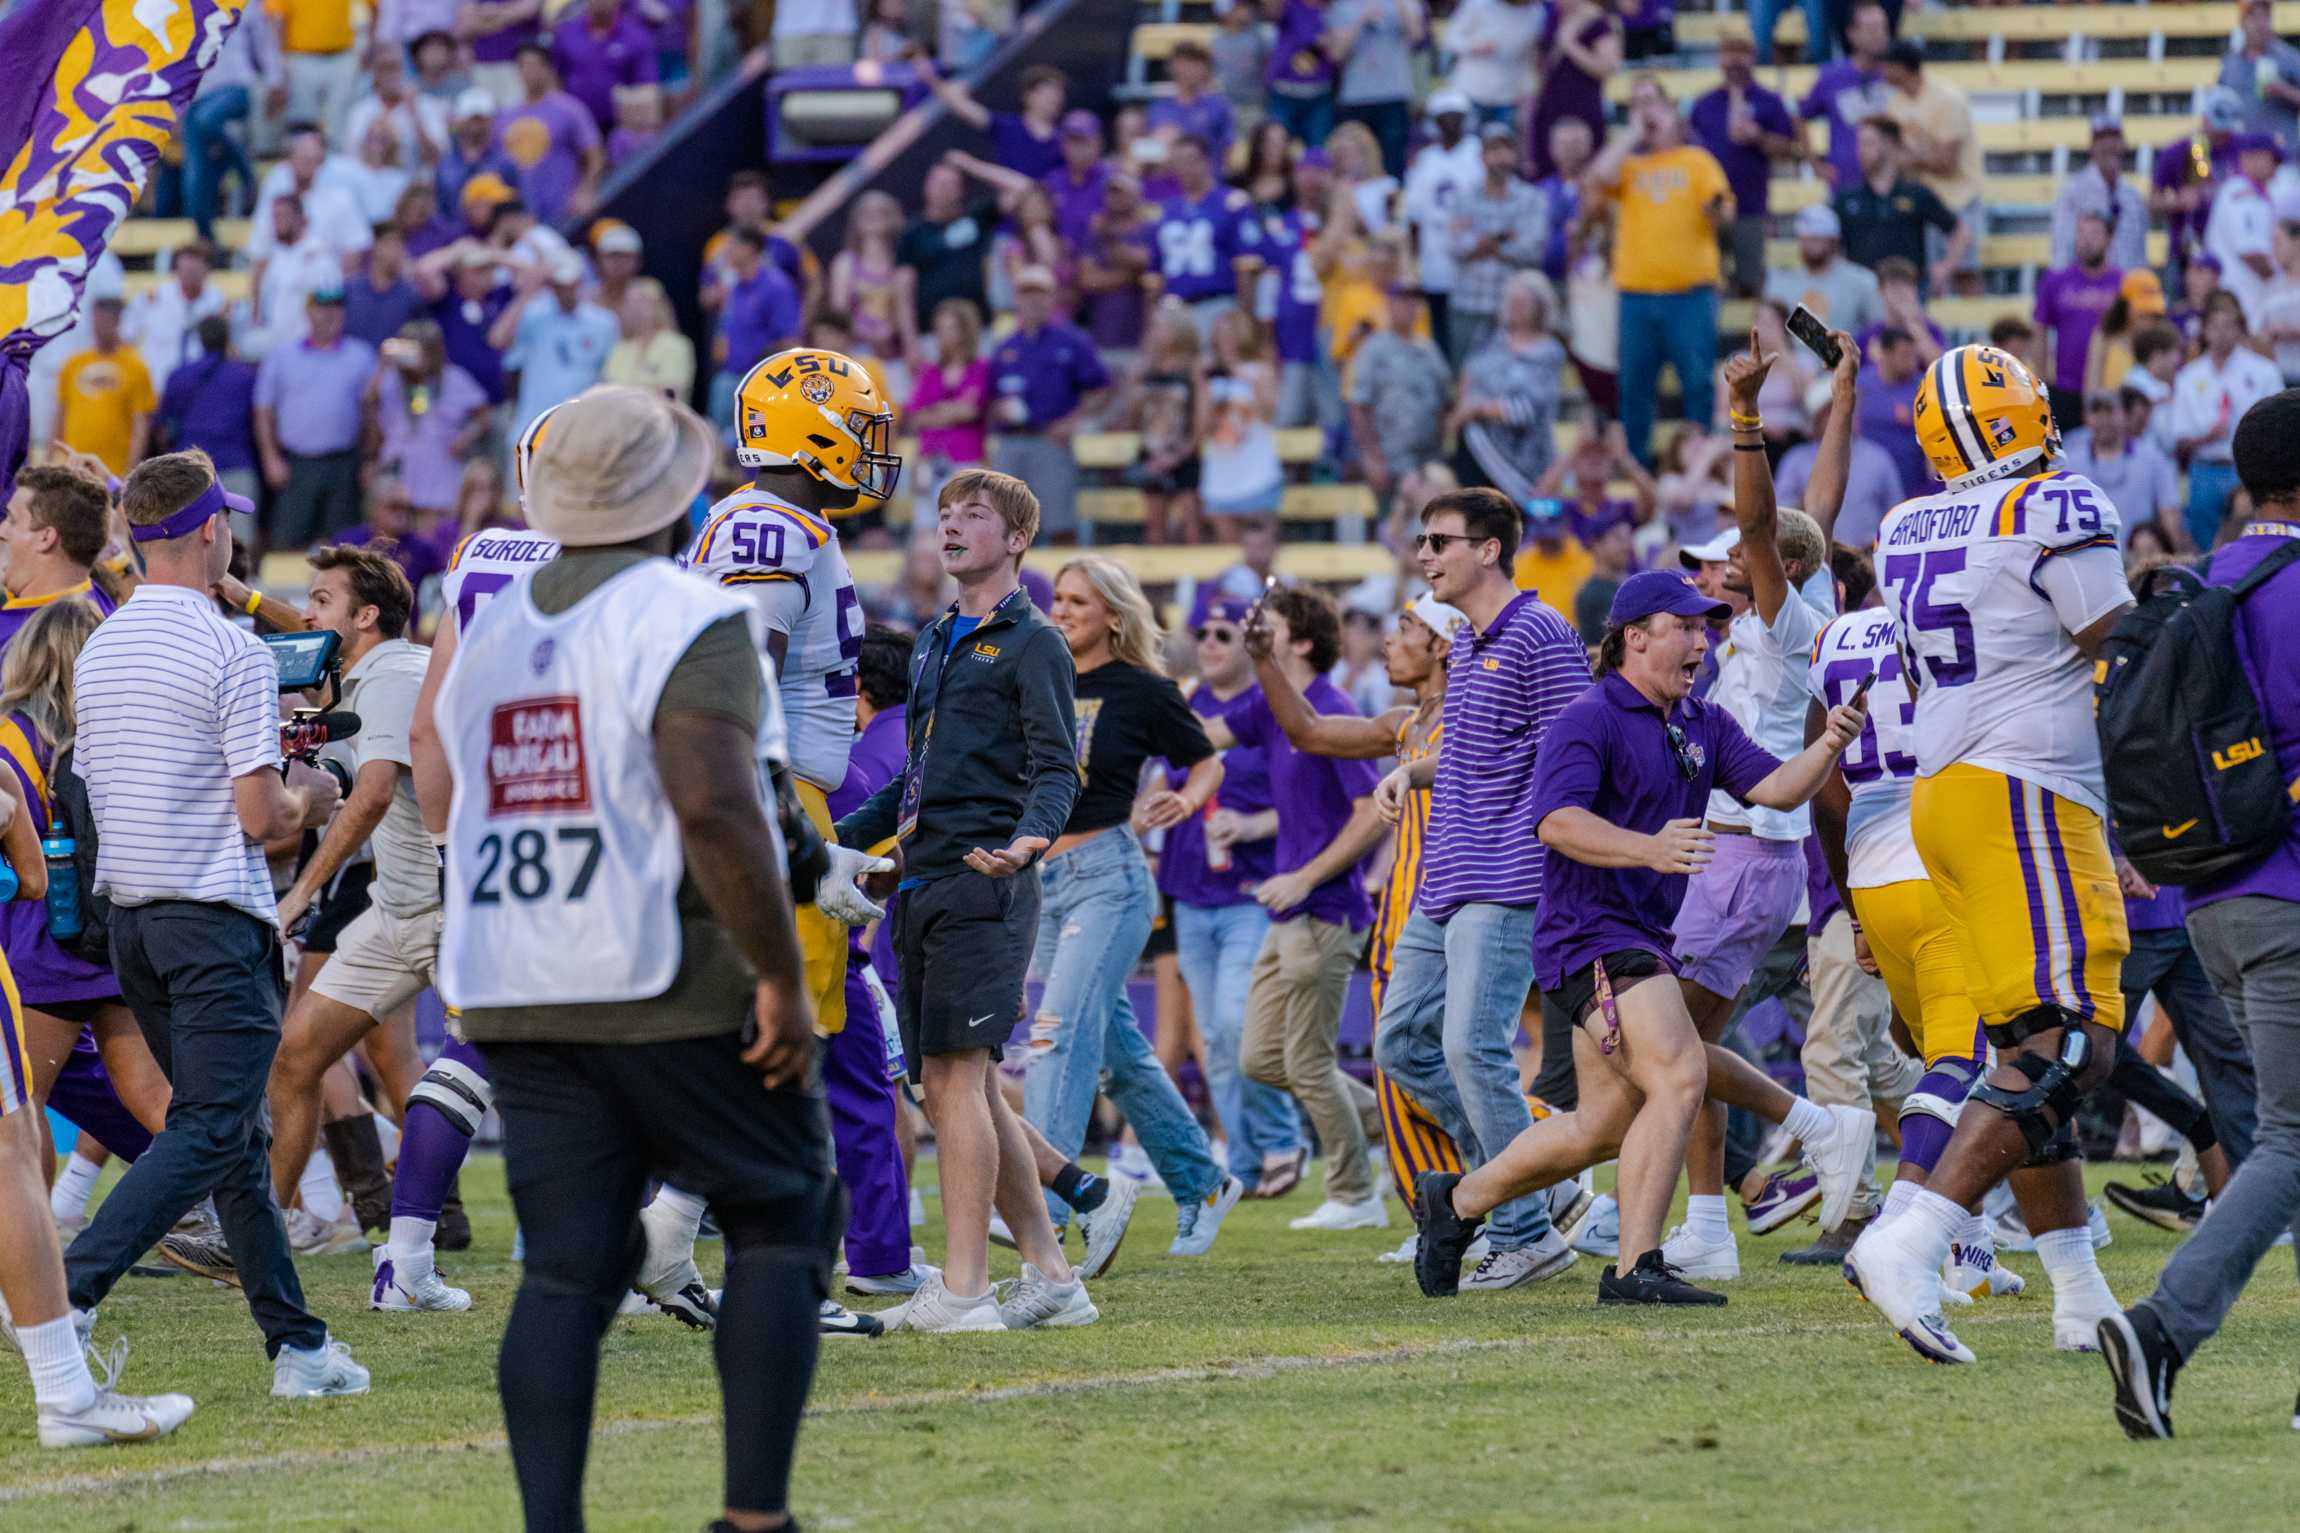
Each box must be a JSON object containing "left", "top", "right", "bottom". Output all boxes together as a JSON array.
[
  {"left": 833, "top": 703, "right": 908, "bottom": 959},
  {"left": 0, "top": 697, "right": 118, "bottom": 1004},
  {"left": 1528, "top": 672, "right": 1780, "bottom": 991},
  {"left": 1159, "top": 683, "right": 1278, "bottom": 908},
  {"left": 1798, "top": 62, "right": 1888, "bottom": 189},
  {"left": 2189, "top": 527, "right": 2300, "bottom": 910},
  {"left": 1268, "top": 0, "right": 1338, "bottom": 96},
  {"left": 1687, "top": 84, "right": 1795, "bottom": 217},
  {"left": 494, "top": 90, "right": 600, "bottom": 225},
  {"left": 1268, "top": 208, "right": 1324, "bottom": 365},
  {"left": 1226, "top": 676, "right": 1380, "bottom": 928},
  {"left": 1153, "top": 186, "right": 1261, "bottom": 303},
  {"left": 2033, "top": 263, "right": 2124, "bottom": 394},
  {"left": 992, "top": 112, "right": 1063, "bottom": 180}
]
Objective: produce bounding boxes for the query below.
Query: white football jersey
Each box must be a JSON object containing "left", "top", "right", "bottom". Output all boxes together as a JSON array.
[
  {"left": 1874, "top": 467, "right": 2125, "bottom": 814},
  {"left": 682, "top": 486, "right": 862, "bottom": 790},
  {"left": 1807, "top": 607, "right": 1926, "bottom": 888},
  {"left": 444, "top": 527, "right": 561, "bottom": 636}
]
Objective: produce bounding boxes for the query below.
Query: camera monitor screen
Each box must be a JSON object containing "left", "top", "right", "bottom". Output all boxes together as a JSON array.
[{"left": 265, "top": 630, "right": 341, "bottom": 692}]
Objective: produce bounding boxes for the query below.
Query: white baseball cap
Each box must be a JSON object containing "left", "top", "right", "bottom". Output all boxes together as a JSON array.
[
  {"left": 1426, "top": 89, "right": 1472, "bottom": 120},
  {"left": 1407, "top": 594, "right": 1468, "bottom": 640},
  {"left": 1678, "top": 528, "right": 1742, "bottom": 567},
  {"left": 455, "top": 87, "right": 496, "bottom": 121}
]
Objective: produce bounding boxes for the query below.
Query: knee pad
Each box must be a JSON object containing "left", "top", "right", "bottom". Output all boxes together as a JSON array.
[
  {"left": 1900, "top": 1056, "right": 1980, "bottom": 1131},
  {"left": 1969, "top": 1029, "right": 2094, "bottom": 1157},
  {"left": 1981, "top": 1004, "right": 2091, "bottom": 1053},
  {"left": 408, "top": 1055, "right": 494, "bottom": 1139},
  {"left": 2022, "top": 1119, "right": 2081, "bottom": 1168}
]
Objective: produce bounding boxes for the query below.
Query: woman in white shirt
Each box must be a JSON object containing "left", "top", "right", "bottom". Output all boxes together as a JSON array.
[
  {"left": 601, "top": 277, "right": 697, "bottom": 400},
  {"left": 1198, "top": 306, "right": 1285, "bottom": 536},
  {"left": 2168, "top": 289, "right": 2284, "bottom": 548},
  {"left": 1446, "top": 0, "right": 1545, "bottom": 128}
]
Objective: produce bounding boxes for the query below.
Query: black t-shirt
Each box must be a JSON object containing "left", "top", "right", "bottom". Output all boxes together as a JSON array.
[
  {"left": 1067, "top": 661, "right": 1214, "bottom": 835},
  {"left": 897, "top": 198, "right": 998, "bottom": 327},
  {"left": 1831, "top": 177, "right": 1957, "bottom": 290}
]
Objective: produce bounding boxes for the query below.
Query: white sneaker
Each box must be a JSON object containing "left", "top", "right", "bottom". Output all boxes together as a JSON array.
[
  {"left": 886, "top": 1273, "right": 1006, "bottom": 1333},
  {"left": 993, "top": 1263, "right": 1098, "bottom": 1330},
  {"left": 286, "top": 1207, "right": 368, "bottom": 1257},
  {"left": 370, "top": 1247, "right": 471, "bottom": 1312},
  {"left": 1169, "top": 1176, "right": 1245, "bottom": 1258},
  {"left": 845, "top": 1247, "right": 938, "bottom": 1298},
  {"left": 1377, "top": 1233, "right": 1419, "bottom": 1265},
  {"left": 1807, "top": 1103, "right": 1875, "bottom": 1233},
  {"left": 818, "top": 1299, "right": 886, "bottom": 1339},
  {"left": 1571, "top": 1193, "right": 1619, "bottom": 1258},
  {"left": 1844, "top": 1220, "right": 1973, "bottom": 1364},
  {"left": 1658, "top": 1223, "right": 1740, "bottom": 1280},
  {"left": 271, "top": 1334, "right": 371, "bottom": 1398},
  {"left": 1077, "top": 1175, "right": 1142, "bottom": 1278},
  {"left": 1109, "top": 1142, "right": 1165, "bottom": 1193},
  {"left": 1288, "top": 1196, "right": 1389, "bottom": 1232},
  {"left": 1461, "top": 1230, "right": 1578, "bottom": 1291},
  {"left": 632, "top": 1198, "right": 715, "bottom": 1331},
  {"left": 1944, "top": 1237, "right": 2026, "bottom": 1301},
  {"left": 987, "top": 1213, "right": 1018, "bottom": 1251},
  {"left": 2088, "top": 1197, "right": 2113, "bottom": 1250},
  {"left": 908, "top": 1187, "right": 926, "bottom": 1227}
]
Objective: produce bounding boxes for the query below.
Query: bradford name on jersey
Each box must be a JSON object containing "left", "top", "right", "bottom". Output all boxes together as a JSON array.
[
  {"left": 683, "top": 485, "right": 863, "bottom": 789},
  {"left": 1875, "top": 467, "right": 2124, "bottom": 813},
  {"left": 444, "top": 528, "right": 561, "bottom": 636},
  {"left": 1807, "top": 608, "right": 1927, "bottom": 889}
]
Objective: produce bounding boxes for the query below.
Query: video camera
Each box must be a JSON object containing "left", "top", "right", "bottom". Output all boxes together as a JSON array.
[{"left": 263, "top": 630, "right": 361, "bottom": 790}]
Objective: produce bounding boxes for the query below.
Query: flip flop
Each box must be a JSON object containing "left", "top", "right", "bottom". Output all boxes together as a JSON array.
[{"left": 1254, "top": 1147, "right": 1307, "bottom": 1200}]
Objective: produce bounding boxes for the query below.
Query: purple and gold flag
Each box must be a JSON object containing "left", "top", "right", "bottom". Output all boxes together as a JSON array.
[{"left": 0, "top": 0, "right": 248, "bottom": 489}]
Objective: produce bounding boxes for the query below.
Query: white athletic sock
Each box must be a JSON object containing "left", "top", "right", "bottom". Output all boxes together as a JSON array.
[
  {"left": 18, "top": 1316, "right": 95, "bottom": 1412},
  {"left": 1880, "top": 1179, "right": 1919, "bottom": 1226},
  {"left": 375, "top": 1114, "right": 401, "bottom": 1163},
  {"left": 300, "top": 1148, "right": 345, "bottom": 1223},
  {"left": 2036, "top": 1226, "right": 2117, "bottom": 1312},
  {"left": 386, "top": 1216, "right": 437, "bottom": 1281},
  {"left": 1898, "top": 1187, "right": 1965, "bottom": 1266},
  {"left": 650, "top": 1185, "right": 708, "bottom": 1245},
  {"left": 1782, "top": 1095, "right": 1832, "bottom": 1146},
  {"left": 1957, "top": 1211, "right": 1993, "bottom": 1253},
  {"left": 1686, "top": 1193, "right": 1730, "bottom": 1244},
  {"left": 50, "top": 1153, "right": 101, "bottom": 1222}
]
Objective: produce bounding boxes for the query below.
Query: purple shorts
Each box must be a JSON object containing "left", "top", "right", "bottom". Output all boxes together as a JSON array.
[{"left": 1670, "top": 832, "right": 1807, "bottom": 1000}]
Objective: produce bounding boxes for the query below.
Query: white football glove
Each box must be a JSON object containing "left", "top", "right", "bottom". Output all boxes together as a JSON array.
[{"left": 816, "top": 843, "right": 895, "bottom": 925}]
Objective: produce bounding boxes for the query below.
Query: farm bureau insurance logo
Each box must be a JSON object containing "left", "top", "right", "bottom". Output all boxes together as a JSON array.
[{"left": 487, "top": 697, "right": 592, "bottom": 815}]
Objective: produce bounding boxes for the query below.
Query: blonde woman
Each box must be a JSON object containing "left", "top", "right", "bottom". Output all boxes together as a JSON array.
[
  {"left": 1025, "top": 558, "right": 1246, "bottom": 1257},
  {"left": 830, "top": 190, "right": 913, "bottom": 365},
  {"left": 602, "top": 277, "right": 696, "bottom": 401}
]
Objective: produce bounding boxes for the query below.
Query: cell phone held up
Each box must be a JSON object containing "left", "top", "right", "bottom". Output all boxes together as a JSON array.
[{"left": 1786, "top": 304, "right": 1842, "bottom": 371}]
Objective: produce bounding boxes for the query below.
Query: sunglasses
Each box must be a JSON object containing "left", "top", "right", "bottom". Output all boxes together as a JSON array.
[
  {"left": 1412, "top": 532, "right": 1481, "bottom": 553},
  {"left": 1665, "top": 722, "right": 1701, "bottom": 781},
  {"left": 1194, "top": 625, "right": 1240, "bottom": 643}
]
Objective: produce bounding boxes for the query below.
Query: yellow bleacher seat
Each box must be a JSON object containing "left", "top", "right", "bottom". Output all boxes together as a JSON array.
[
  {"left": 111, "top": 218, "right": 252, "bottom": 260},
  {"left": 1603, "top": 55, "right": 2219, "bottom": 106},
  {"left": 1080, "top": 488, "right": 1149, "bottom": 525},
  {"left": 1275, "top": 427, "right": 1323, "bottom": 464},
  {"left": 1072, "top": 431, "right": 1142, "bottom": 470},
  {"left": 1721, "top": 294, "right": 2009, "bottom": 335},
  {"left": 1761, "top": 230, "right": 2169, "bottom": 272},
  {"left": 1279, "top": 483, "right": 1375, "bottom": 523},
  {"left": 849, "top": 542, "right": 1393, "bottom": 587},
  {"left": 121, "top": 269, "right": 251, "bottom": 301},
  {"left": 1769, "top": 174, "right": 2064, "bottom": 213}
]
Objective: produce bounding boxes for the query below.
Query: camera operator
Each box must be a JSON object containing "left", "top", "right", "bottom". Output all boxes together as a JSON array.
[
  {"left": 61, "top": 450, "right": 372, "bottom": 1401},
  {"left": 263, "top": 546, "right": 432, "bottom": 1241}
]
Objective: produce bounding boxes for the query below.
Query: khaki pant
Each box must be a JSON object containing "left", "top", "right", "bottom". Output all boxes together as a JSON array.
[
  {"left": 1802, "top": 908, "right": 1921, "bottom": 1214},
  {"left": 1242, "top": 915, "right": 1378, "bottom": 1205}
]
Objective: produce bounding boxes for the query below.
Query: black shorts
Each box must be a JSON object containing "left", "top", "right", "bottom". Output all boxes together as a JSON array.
[
  {"left": 891, "top": 869, "right": 1039, "bottom": 1080},
  {"left": 28, "top": 996, "right": 119, "bottom": 1025},
  {"left": 1545, "top": 947, "right": 1673, "bottom": 1028},
  {"left": 303, "top": 862, "right": 374, "bottom": 954}
]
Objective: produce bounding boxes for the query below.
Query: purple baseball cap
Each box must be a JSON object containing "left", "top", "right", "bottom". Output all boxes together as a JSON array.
[
  {"left": 1190, "top": 587, "right": 1254, "bottom": 629},
  {"left": 1060, "top": 109, "right": 1102, "bottom": 140},
  {"left": 1608, "top": 570, "right": 1731, "bottom": 627},
  {"left": 1297, "top": 147, "right": 1332, "bottom": 171}
]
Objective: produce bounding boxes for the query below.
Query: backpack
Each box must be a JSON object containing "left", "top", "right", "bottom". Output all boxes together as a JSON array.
[
  {"left": 2095, "top": 540, "right": 2300, "bottom": 886},
  {"left": 46, "top": 745, "right": 111, "bottom": 969}
]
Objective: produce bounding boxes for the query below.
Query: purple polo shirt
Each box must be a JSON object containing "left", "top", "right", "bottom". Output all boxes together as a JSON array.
[
  {"left": 494, "top": 90, "right": 599, "bottom": 225},
  {"left": 553, "top": 9, "right": 659, "bottom": 132},
  {"left": 343, "top": 272, "right": 423, "bottom": 350},
  {"left": 1226, "top": 677, "right": 1380, "bottom": 929},
  {"left": 1152, "top": 186, "right": 1262, "bottom": 303},
  {"left": 717, "top": 260, "right": 802, "bottom": 377},
  {"left": 1798, "top": 61, "right": 1888, "bottom": 189},
  {"left": 833, "top": 703, "right": 908, "bottom": 959},
  {"left": 1687, "top": 84, "right": 1795, "bottom": 217},
  {"left": 1159, "top": 683, "right": 1277, "bottom": 909},
  {"left": 1535, "top": 175, "right": 1580, "bottom": 281},
  {"left": 469, "top": 15, "right": 541, "bottom": 64},
  {"left": 2034, "top": 263, "right": 2124, "bottom": 394},
  {"left": 1268, "top": 0, "right": 1338, "bottom": 97},
  {"left": 2189, "top": 525, "right": 2300, "bottom": 910},
  {"left": 2125, "top": 880, "right": 2188, "bottom": 932},
  {"left": 1528, "top": 672, "right": 1782, "bottom": 990},
  {"left": 375, "top": 363, "right": 490, "bottom": 512},
  {"left": 0, "top": 699, "right": 119, "bottom": 1004},
  {"left": 254, "top": 336, "right": 378, "bottom": 457},
  {"left": 1043, "top": 161, "right": 1112, "bottom": 250},
  {"left": 1854, "top": 363, "right": 1927, "bottom": 497},
  {"left": 432, "top": 285, "right": 513, "bottom": 403},
  {"left": 1419, "top": 592, "right": 1591, "bottom": 922},
  {"left": 991, "top": 112, "right": 1063, "bottom": 179},
  {"left": 1148, "top": 93, "right": 1236, "bottom": 165},
  {"left": 1268, "top": 209, "right": 1323, "bottom": 364},
  {"left": 1081, "top": 217, "right": 1152, "bottom": 351},
  {"left": 155, "top": 353, "right": 257, "bottom": 472},
  {"left": 987, "top": 320, "right": 1110, "bottom": 430}
]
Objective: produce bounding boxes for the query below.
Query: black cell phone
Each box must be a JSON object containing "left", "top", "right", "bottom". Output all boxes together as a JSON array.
[
  {"left": 1850, "top": 663, "right": 1878, "bottom": 705},
  {"left": 1786, "top": 304, "right": 1843, "bottom": 371}
]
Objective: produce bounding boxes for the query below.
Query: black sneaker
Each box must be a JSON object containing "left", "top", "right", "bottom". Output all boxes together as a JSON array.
[
  {"left": 1780, "top": 1213, "right": 1870, "bottom": 1267},
  {"left": 1597, "top": 1249, "right": 1728, "bottom": 1307},
  {"left": 2100, "top": 1304, "right": 2181, "bottom": 1440},
  {"left": 2104, "top": 1174, "right": 2206, "bottom": 1234},
  {"left": 158, "top": 1231, "right": 240, "bottom": 1288},
  {"left": 1412, "top": 1172, "right": 1482, "bottom": 1298},
  {"left": 437, "top": 1189, "right": 473, "bottom": 1252}
]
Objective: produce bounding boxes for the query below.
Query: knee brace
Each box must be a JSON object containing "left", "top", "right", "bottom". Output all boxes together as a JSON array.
[
  {"left": 408, "top": 1055, "right": 494, "bottom": 1139},
  {"left": 1900, "top": 1056, "right": 1980, "bottom": 1131},
  {"left": 2022, "top": 1119, "right": 2082, "bottom": 1167},
  {"left": 1969, "top": 1027, "right": 2095, "bottom": 1157}
]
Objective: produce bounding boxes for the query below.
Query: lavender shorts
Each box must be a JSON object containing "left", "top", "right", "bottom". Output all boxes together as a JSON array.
[{"left": 1670, "top": 832, "right": 1808, "bottom": 1000}]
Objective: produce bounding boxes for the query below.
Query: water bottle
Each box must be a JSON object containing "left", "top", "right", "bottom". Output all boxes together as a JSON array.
[
  {"left": 42, "top": 835, "right": 79, "bottom": 941},
  {"left": 1203, "top": 793, "right": 1230, "bottom": 872},
  {"left": 0, "top": 856, "right": 16, "bottom": 903}
]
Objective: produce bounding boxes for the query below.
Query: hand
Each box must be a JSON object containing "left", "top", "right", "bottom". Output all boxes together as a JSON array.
[
  {"left": 1252, "top": 869, "right": 1315, "bottom": 913},
  {"left": 286, "top": 760, "right": 342, "bottom": 827},
  {"left": 45, "top": 442, "right": 113, "bottom": 485},
  {"left": 1373, "top": 765, "right": 1413, "bottom": 824},
  {"left": 742, "top": 977, "right": 816, "bottom": 1090},
  {"left": 1206, "top": 807, "right": 1251, "bottom": 847},
  {"left": 1722, "top": 323, "right": 1775, "bottom": 413},
  {"left": 1241, "top": 604, "right": 1275, "bottom": 662},
  {"left": 1852, "top": 923, "right": 1880, "bottom": 977},
  {"left": 278, "top": 885, "right": 312, "bottom": 937},
  {"left": 1134, "top": 790, "right": 1195, "bottom": 832},
  {"left": 1643, "top": 817, "right": 1714, "bottom": 875},
  {"left": 1818, "top": 698, "right": 1869, "bottom": 754},
  {"left": 964, "top": 836, "right": 1048, "bottom": 877},
  {"left": 2115, "top": 857, "right": 2159, "bottom": 902},
  {"left": 263, "top": 451, "right": 291, "bottom": 491},
  {"left": 816, "top": 843, "right": 895, "bottom": 925},
  {"left": 1828, "top": 329, "right": 1859, "bottom": 399}
]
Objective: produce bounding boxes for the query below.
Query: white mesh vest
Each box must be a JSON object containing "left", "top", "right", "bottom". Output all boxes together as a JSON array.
[{"left": 436, "top": 559, "right": 764, "bottom": 1009}]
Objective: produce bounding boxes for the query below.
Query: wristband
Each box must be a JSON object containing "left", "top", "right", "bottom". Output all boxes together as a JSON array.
[
  {"left": 244, "top": 588, "right": 263, "bottom": 617},
  {"left": 1728, "top": 409, "right": 1762, "bottom": 429},
  {"left": 1732, "top": 442, "right": 1767, "bottom": 452}
]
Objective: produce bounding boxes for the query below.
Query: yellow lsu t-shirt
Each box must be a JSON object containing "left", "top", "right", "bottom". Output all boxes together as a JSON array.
[
  {"left": 271, "top": 0, "right": 355, "bottom": 57},
  {"left": 55, "top": 348, "right": 156, "bottom": 477},
  {"left": 1606, "top": 146, "right": 1733, "bottom": 294}
]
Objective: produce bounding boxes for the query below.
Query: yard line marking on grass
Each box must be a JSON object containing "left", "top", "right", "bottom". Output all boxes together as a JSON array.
[{"left": 0, "top": 1315, "right": 2041, "bottom": 1506}]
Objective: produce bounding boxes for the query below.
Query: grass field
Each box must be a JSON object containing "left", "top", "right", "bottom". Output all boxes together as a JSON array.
[{"left": 3, "top": 1155, "right": 2296, "bottom": 1533}]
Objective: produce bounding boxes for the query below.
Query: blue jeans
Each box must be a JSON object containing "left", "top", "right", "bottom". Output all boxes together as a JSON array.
[
  {"left": 1174, "top": 899, "right": 1302, "bottom": 1185},
  {"left": 181, "top": 85, "right": 254, "bottom": 241},
  {"left": 1618, "top": 287, "right": 1720, "bottom": 468},
  {"left": 2186, "top": 458, "right": 2239, "bottom": 551},
  {"left": 2126, "top": 925, "right": 2260, "bottom": 1166},
  {"left": 1371, "top": 905, "right": 1554, "bottom": 1251},
  {"left": 1267, "top": 90, "right": 1335, "bottom": 151},
  {"left": 1751, "top": 0, "right": 1833, "bottom": 63},
  {"left": 1023, "top": 828, "right": 1223, "bottom": 1221},
  {"left": 1341, "top": 97, "right": 1411, "bottom": 178}
]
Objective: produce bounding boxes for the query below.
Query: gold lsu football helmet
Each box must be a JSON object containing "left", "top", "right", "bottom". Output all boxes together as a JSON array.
[
  {"left": 731, "top": 348, "right": 901, "bottom": 500},
  {"left": 1913, "top": 344, "right": 2061, "bottom": 490},
  {"left": 513, "top": 397, "right": 569, "bottom": 500}
]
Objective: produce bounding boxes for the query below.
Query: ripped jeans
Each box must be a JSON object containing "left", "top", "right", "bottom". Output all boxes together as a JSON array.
[{"left": 1022, "top": 826, "right": 1224, "bottom": 1223}]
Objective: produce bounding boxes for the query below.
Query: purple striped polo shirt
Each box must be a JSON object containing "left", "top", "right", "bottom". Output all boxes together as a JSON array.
[{"left": 1419, "top": 591, "right": 1592, "bottom": 922}]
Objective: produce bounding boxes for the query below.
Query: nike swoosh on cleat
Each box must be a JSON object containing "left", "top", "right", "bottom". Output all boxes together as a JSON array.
[{"left": 103, "top": 1415, "right": 162, "bottom": 1442}]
